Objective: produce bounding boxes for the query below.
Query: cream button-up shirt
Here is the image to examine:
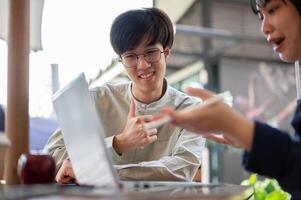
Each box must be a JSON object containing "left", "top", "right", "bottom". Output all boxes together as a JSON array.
[{"left": 44, "top": 80, "right": 205, "bottom": 181}]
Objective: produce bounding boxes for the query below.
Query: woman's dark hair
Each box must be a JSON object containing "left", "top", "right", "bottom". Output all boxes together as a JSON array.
[
  {"left": 0, "top": 105, "right": 4, "bottom": 132},
  {"left": 110, "top": 8, "right": 174, "bottom": 56},
  {"left": 250, "top": 0, "right": 301, "bottom": 15}
]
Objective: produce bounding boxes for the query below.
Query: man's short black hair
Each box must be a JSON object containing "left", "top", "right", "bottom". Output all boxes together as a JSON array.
[{"left": 110, "top": 8, "right": 174, "bottom": 56}]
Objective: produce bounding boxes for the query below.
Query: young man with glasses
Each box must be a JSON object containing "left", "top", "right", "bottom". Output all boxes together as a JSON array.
[{"left": 44, "top": 8, "right": 205, "bottom": 183}]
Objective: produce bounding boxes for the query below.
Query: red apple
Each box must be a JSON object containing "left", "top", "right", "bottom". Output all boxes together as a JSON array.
[{"left": 18, "top": 154, "right": 56, "bottom": 184}]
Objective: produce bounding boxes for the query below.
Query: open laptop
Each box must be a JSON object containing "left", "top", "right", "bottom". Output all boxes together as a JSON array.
[
  {"left": 52, "top": 73, "right": 118, "bottom": 188},
  {"left": 52, "top": 73, "right": 250, "bottom": 198}
]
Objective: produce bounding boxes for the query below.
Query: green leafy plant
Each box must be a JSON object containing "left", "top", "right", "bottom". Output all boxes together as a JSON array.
[{"left": 241, "top": 174, "right": 291, "bottom": 200}]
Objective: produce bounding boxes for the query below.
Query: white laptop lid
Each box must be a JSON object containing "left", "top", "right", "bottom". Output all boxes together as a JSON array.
[{"left": 52, "top": 73, "right": 118, "bottom": 188}]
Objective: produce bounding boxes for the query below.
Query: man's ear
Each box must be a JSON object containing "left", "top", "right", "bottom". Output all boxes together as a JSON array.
[{"left": 164, "top": 48, "right": 171, "bottom": 59}]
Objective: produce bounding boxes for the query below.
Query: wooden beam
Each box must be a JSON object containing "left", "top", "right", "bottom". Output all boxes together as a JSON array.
[{"left": 4, "top": 0, "right": 30, "bottom": 184}]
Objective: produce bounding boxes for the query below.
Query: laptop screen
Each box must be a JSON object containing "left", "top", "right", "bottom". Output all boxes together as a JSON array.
[{"left": 52, "top": 73, "right": 118, "bottom": 188}]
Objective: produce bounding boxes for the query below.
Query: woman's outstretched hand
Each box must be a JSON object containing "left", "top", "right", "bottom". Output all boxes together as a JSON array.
[{"left": 161, "top": 87, "right": 254, "bottom": 151}]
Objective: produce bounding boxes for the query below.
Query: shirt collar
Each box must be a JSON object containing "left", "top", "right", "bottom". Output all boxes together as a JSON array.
[{"left": 127, "top": 78, "right": 170, "bottom": 109}]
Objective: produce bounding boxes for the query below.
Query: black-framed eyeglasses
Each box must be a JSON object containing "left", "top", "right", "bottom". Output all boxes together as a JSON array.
[{"left": 119, "top": 48, "right": 164, "bottom": 68}]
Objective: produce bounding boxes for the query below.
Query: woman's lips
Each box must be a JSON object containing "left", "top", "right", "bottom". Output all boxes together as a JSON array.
[{"left": 270, "top": 37, "right": 285, "bottom": 52}]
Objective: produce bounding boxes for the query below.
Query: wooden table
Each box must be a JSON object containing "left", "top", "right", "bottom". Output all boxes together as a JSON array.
[{"left": 0, "top": 183, "right": 252, "bottom": 200}]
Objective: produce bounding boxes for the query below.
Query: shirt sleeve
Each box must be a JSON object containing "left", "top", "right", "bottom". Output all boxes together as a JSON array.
[
  {"left": 117, "top": 130, "right": 205, "bottom": 181},
  {"left": 43, "top": 129, "right": 69, "bottom": 173},
  {"left": 105, "top": 136, "right": 125, "bottom": 163},
  {"left": 242, "top": 120, "right": 301, "bottom": 194}
]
